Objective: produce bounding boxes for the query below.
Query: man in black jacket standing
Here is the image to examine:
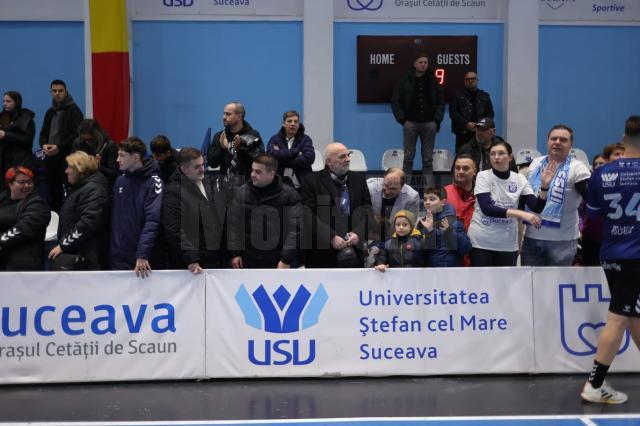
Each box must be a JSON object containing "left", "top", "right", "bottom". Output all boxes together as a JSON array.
[
  {"left": 301, "top": 142, "right": 374, "bottom": 268},
  {"left": 162, "top": 147, "right": 228, "bottom": 274},
  {"left": 228, "top": 153, "right": 302, "bottom": 269},
  {"left": 206, "top": 102, "right": 263, "bottom": 185},
  {"left": 449, "top": 71, "right": 494, "bottom": 153},
  {"left": 39, "top": 79, "right": 84, "bottom": 212},
  {"left": 391, "top": 53, "right": 444, "bottom": 188}
]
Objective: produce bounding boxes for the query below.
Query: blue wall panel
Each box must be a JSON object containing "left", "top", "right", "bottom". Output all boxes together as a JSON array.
[
  {"left": 0, "top": 22, "right": 85, "bottom": 148},
  {"left": 334, "top": 22, "right": 504, "bottom": 171},
  {"left": 132, "top": 21, "right": 303, "bottom": 149},
  {"left": 538, "top": 25, "right": 640, "bottom": 162}
]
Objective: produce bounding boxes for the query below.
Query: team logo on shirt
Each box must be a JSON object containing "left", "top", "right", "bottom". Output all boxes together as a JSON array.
[
  {"left": 508, "top": 182, "right": 518, "bottom": 193},
  {"left": 601, "top": 172, "right": 618, "bottom": 188}
]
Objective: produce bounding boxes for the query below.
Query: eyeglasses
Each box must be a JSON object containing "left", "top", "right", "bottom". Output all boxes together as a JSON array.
[
  {"left": 13, "top": 180, "right": 33, "bottom": 186},
  {"left": 336, "top": 152, "right": 352, "bottom": 160}
]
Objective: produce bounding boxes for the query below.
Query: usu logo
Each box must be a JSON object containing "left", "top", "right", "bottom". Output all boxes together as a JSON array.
[{"left": 235, "top": 284, "right": 328, "bottom": 366}]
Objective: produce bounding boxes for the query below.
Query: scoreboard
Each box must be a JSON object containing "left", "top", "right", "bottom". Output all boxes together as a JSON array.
[{"left": 357, "top": 35, "right": 478, "bottom": 103}]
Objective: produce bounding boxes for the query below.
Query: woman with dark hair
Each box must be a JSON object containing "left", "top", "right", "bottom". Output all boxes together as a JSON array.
[
  {"left": 0, "top": 166, "right": 51, "bottom": 270},
  {"left": 468, "top": 140, "right": 555, "bottom": 266},
  {"left": 48, "top": 151, "right": 110, "bottom": 270},
  {"left": 0, "top": 91, "right": 36, "bottom": 181},
  {"left": 72, "top": 118, "right": 119, "bottom": 185}
]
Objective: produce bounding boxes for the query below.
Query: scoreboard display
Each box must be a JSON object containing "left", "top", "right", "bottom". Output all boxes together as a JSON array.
[{"left": 357, "top": 35, "right": 478, "bottom": 103}]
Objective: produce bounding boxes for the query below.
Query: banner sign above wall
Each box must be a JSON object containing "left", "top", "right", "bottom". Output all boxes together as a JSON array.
[
  {"left": 130, "top": 0, "right": 303, "bottom": 20},
  {"left": 357, "top": 35, "right": 477, "bottom": 103},
  {"left": 334, "top": 0, "right": 506, "bottom": 21},
  {"left": 539, "top": 0, "right": 640, "bottom": 22}
]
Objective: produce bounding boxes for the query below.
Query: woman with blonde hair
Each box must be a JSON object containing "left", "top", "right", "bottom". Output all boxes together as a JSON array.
[{"left": 48, "top": 151, "right": 110, "bottom": 270}]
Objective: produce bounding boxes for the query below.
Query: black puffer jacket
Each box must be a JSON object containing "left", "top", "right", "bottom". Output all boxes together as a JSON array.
[
  {"left": 207, "top": 121, "right": 263, "bottom": 181},
  {"left": 0, "top": 108, "right": 36, "bottom": 178},
  {"left": 58, "top": 171, "right": 110, "bottom": 270},
  {"left": 162, "top": 171, "right": 228, "bottom": 269},
  {"left": 228, "top": 176, "right": 302, "bottom": 268},
  {"left": 39, "top": 95, "right": 84, "bottom": 157},
  {"left": 0, "top": 190, "right": 50, "bottom": 270},
  {"left": 391, "top": 68, "right": 445, "bottom": 128},
  {"left": 449, "top": 88, "right": 494, "bottom": 136},
  {"left": 374, "top": 231, "right": 424, "bottom": 268}
]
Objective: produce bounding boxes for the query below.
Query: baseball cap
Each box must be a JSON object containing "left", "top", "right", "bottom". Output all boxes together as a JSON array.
[{"left": 476, "top": 117, "right": 495, "bottom": 130}]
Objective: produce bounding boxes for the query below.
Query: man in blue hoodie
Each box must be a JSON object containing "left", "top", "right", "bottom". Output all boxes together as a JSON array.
[{"left": 110, "top": 137, "right": 163, "bottom": 277}]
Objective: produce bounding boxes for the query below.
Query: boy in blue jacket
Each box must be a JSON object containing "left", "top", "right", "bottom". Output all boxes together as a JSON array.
[
  {"left": 110, "top": 137, "right": 163, "bottom": 277},
  {"left": 418, "top": 187, "right": 471, "bottom": 267}
]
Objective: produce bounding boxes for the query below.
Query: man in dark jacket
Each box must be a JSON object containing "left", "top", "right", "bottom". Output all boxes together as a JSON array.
[
  {"left": 301, "top": 142, "right": 374, "bottom": 268},
  {"left": 162, "top": 147, "right": 227, "bottom": 274},
  {"left": 449, "top": 71, "right": 494, "bottom": 153},
  {"left": 391, "top": 53, "right": 445, "bottom": 187},
  {"left": 206, "top": 102, "right": 263, "bottom": 184},
  {"left": 229, "top": 153, "right": 302, "bottom": 269},
  {"left": 266, "top": 110, "right": 315, "bottom": 189},
  {"left": 150, "top": 135, "right": 178, "bottom": 184},
  {"left": 457, "top": 117, "right": 517, "bottom": 172},
  {"left": 39, "top": 79, "right": 84, "bottom": 212},
  {"left": 109, "top": 137, "right": 163, "bottom": 277}
]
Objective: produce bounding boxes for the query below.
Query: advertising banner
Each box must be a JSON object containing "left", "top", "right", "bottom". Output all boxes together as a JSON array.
[
  {"left": 539, "top": 0, "right": 640, "bottom": 23},
  {"left": 334, "top": 0, "right": 505, "bottom": 21},
  {"left": 532, "top": 267, "right": 640, "bottom": 373},
  {"left": 206, "top": 268, "right": 534, "bottom": 378},
  {"left": 0, "top": 271, "right": 205, "bottom": 384},
  {"left": 130, "top": 0, "right": 303, "bottom": 20}
]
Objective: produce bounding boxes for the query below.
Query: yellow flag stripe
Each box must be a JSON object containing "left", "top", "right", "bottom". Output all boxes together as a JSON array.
[{"left": 89, "top": 0, "right": 128, "bottom": 53}]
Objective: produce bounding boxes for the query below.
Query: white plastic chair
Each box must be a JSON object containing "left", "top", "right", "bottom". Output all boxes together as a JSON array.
[
  {"left": 515, "top": 148, "right": 542, "bottom": 166},
  {"left": 381, "top": 149, "right": 404, "bottom": 171},
  {"left": 312, "top": 149, "right": 324, "bottom": 172},
  {"left": 349, "top": 149, "right": 368, "bottom": 172},
  {"left": 45, "top": 211, "right": 59, "bottom": 242},
  {"left": 569, "top": 148, "right": 590, "bottom": 170},
  {"left": 432, "top": 149, "right": 454, "bottom": 172}
]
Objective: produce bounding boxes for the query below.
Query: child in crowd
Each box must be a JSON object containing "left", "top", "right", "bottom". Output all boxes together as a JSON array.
[
  {"left": 418, "top": 187, "right": 472, "bottom": 267},
  {"left": 373, "top": 210, "right": 424, "bottom": 272}
]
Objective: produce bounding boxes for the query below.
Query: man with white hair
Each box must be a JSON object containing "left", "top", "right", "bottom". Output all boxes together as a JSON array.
[{"left": 301, "top": 142, "right": 374, "bottom": 268}]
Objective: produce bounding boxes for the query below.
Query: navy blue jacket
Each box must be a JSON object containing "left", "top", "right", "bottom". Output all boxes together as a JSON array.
[
  {"left": 267, "top": 124, "right": 315, "bottom": 184},
  {"left": 419, "top": 203, "right": 472, "bottom": 267},
  {"left": 109, "top": 159, "right": 163, "bottom": 270}
]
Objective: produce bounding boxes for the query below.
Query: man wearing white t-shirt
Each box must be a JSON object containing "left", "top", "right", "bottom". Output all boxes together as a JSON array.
[{"left": 521, "top": 125, "right": 591, "bottom": 266}]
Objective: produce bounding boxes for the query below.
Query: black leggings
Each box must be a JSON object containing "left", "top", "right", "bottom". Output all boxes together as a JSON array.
[{"left": 471, "top": 248, "right": 518, "bottom": 267}]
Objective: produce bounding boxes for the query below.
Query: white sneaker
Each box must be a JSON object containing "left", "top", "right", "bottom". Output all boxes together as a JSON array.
[{"left": 581, "top": 381, "right": 628, "bottom": 404}]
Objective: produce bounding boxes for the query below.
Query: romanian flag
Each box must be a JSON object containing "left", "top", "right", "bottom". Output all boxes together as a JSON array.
[{"left": 88, "top": 0, "right": 130, "bottom": 142}]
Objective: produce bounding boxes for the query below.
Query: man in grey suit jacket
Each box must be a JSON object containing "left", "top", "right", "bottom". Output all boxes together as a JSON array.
[{"left": 367, "top": 168, "right": 420, "bottom": 241}]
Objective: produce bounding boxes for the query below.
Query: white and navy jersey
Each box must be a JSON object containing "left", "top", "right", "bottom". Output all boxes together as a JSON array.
[{"left": 587, "top": 157, "right": 640, "bottom": 261}]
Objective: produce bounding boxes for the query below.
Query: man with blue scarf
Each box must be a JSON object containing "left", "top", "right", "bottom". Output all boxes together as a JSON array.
[{"left": 521, "top": 124, "right": 591, "bottom": 266}]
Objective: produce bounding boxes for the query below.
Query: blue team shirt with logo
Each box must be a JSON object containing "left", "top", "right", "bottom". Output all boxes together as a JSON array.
[{"left": 587, "top": 158, "right": 640, "bottom": 261}]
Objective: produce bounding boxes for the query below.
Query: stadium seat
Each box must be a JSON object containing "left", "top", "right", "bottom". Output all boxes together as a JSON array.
[
  {"left": 433, "top": 149, "right": 454, "bottom": 172},
  {"left": 515, "top": 148, "right": 542, "bottom": 166},
  {"left": 381, "top": 149, "right": 404, "bottom": 171},
  {"left": 45, "top": 211, "right": 59, "bottom": 242},
  {"left": 312, "top": 149, "right": 324, "bottom": 172},
  {"left": 569, "top": 148, "right": 590, "bottom": 169},
  {"left": 349, "top": 149, "right": 368, "bottom": 172}
]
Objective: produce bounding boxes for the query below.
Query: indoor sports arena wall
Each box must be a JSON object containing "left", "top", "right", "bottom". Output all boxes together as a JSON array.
[
  {"left": 2, "top": 2, "right": 640, "bottom": 167},
  {"left": 1, "top": 267, "right": 639, "bottom": 384}
]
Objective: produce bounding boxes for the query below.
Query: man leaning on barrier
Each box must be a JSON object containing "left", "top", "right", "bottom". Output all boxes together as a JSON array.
[
  {"left": 162, "top": 147, "right": 228, "bottom": 274},
  {"left": 228, "top": 153, "right": 302, "bottom": 269}
]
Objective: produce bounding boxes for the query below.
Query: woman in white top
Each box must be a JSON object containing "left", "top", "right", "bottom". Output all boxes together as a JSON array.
[{"left": 468, "top": 140, "right": 556, "bottom": 266}]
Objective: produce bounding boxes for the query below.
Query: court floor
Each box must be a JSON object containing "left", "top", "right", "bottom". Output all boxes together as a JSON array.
[{"left": 0, "top": 374, "right": 639, "bottom": 425}]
